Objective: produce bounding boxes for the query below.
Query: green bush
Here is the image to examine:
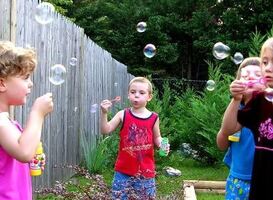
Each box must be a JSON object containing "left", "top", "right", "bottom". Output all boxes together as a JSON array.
[
  {"left": 173, "top": 64, "right": 232, "bottom": 164},
  {"left": 80, "top": 133, "right": 113, "bottom": 174},
  {"left": 149, "top": 63, "right": 233, "bottom": 164}
]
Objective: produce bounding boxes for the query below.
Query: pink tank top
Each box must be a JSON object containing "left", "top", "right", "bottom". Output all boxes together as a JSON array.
[{"left": 0, "top": 120, "right": 32, "bottom": 200}]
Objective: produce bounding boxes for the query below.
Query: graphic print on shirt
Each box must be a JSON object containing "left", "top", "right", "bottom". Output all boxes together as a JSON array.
[
  {"left": 258, "top": 118, "right": 273, "bottom": 140},
  {"left": 122, "top": 123, "right": 152, "bottom": 161}
]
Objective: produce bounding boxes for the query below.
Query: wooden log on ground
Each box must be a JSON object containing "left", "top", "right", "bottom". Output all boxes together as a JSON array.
[
  {"left": 183, "top": 180, "right": 226, "bottom": 189},
  {"left": 183, "top": 183, "right": 197, "bottom": 200}
]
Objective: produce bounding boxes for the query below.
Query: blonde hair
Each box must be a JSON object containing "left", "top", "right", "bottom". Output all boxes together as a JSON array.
[
  {"left": 128, "top": 77, "right": 153, "bottom": 94},
  {"left": 235, "top": 57, "right": 261, "bottom": 80},
  {"left": 260, "top": 37, "right": 273, "bottom": 58},
  {"left": 0, "top": 41, "right": 36, "bottom": 78}
]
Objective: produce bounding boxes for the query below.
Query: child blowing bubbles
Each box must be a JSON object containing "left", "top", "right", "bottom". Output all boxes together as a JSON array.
[
  {"left": 220, "top": 37, "right": 273, "bottom": 199},
  {"left": 100, "top": 77, "right": 169, "bottom": 199},
  {"left": 217, "top": 57, "right": 262, "bottom": 200},
  {"left": 0, "top": 41, "right": 53, "bottom": 200}
]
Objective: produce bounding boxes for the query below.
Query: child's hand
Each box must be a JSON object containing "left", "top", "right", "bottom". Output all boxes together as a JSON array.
[
  {"left": 32, "top": 93, "right": 54, "bottom": 117},
  {"left": 159, "top": 137, "right": 170, "bottom": 156},
  {"left": 230, "top": 80, "right": 246, "bottom": 101},
  {"left": 100, "top": 99, "right": 112, "bottom": 114},
  {"left": 162, "top": 143, "right": 170, "bottom": 156}
]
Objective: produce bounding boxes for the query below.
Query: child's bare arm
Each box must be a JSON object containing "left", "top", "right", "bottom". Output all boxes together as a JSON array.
[
  {"left": 100, "top": 99, "right": 122, "bottom": 134},
  {"left": 0, "top": 93, "right": 53, "bottom": 162},
  {"left": 153, "top": 118, "right": 162, "bottom": 148},
  {"left": 220, "top": 80, "right": 245, "bottom": 134},
  {"left": 216, "top": 128, "right": 231, "bottom": 150}
]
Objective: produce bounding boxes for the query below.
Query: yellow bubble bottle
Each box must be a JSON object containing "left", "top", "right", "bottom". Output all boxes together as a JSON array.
[
  {"left": 30, "top": 142, "right": 45, "bottom": 176},
  {"left": 228, "top": 132, "right": 241, "bottom": 142}
]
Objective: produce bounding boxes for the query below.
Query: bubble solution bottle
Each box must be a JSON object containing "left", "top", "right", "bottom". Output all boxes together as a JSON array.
[
  {"left": 30, "top": 142, "right": 45, "bottom": 176},
  {"left": 159, "top": 137, "right": 169, "bottom": 157},
  {"left": 228, "top": 132, "right": 241, "bottom": 142}
]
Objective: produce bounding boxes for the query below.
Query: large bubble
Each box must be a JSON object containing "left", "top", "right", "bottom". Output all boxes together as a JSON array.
[
  {"left": 206, "top": 80, "right": 216, "bottom": 91},
  {"left": 49, "top": 64, "right": 66, "bottom": 85},
  {"left": 35, "top": 2, "right": 55, "bottom": 25},
  {"left": 231, "top": 52, "right": 244, "bottom": 65},
  {"left": 143, "top": 44, "right": 156, "bottom": 58},
  {"left": 212, "top": 42, "right": 230, "bottom": 60},
  {"left": 136, "top": 22, "right": 147, "bottom": 33}
]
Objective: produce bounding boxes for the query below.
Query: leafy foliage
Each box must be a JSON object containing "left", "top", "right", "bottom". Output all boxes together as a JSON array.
[
  {"left": 62, "top": 0, "right": 273, "bottom": 80},
  {"left": 80, "top": 133, "right": 111, "bottom": 174},
  {"left": 167, "top": 64, "right": 232, "bottom": 164}
]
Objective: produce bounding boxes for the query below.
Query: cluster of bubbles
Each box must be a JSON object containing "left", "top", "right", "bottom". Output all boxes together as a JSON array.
[
  {"left": 136, "top": 22, "right": 156, "bottom": 58},
  {"left": 207, "top": 42, "right": 245, "bottom": 91},
  {"left": 49, "top": 57, "right": 78, "bottom": 86},
  {"left": 212, "top": 42, "right": 273, "bottom": 102},
  {"left": 212, "top": 42, "right": 244, "bottom": 64},
  {"left": 35, "top": 2, "right": 122, "bottom": 111},
  {"left": 34, "top": 2, "right": 79, "bottom": 86}
]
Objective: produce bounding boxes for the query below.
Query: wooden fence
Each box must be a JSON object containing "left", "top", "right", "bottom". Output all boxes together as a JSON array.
[{"left": 0, "top": 0, "right": 134, "bottom": 189}]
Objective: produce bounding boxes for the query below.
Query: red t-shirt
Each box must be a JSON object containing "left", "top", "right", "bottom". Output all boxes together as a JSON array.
[{"left": 114, "top": 108, "right": 158, "bottom": 178}]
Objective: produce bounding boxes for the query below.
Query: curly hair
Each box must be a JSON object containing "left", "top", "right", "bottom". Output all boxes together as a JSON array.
[{"left": 0, "top": 41, "right": 37, "bottom": 78}]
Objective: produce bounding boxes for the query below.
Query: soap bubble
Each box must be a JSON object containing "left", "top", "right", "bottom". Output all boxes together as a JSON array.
[
  {"left": 90, "top": 104, "right": 98, "bottom": 113},
  {"left": 264, "top": 87, "right": 273, "bottom": 102},
  {"left": 35, "top": 2, "right": 55, "bottom": 25},
  {"left": 49, "top": 64, "right": 66, "bottom": 85},
  {"left": 143, "top": 44, "right": 156, "bottom": 58},
  {"left": 136, "top": 22, "right": 147, "bottom": 33},
  {"left": 231, "top": 52, "right": 244, "bottom": 65},
  {"left": 206, "top": 80, "right": 216, "bottom": 91},
  {"left": 212, "top": 42, "right": 230, "bottom": 60},
  {"left": 69, "top": 57, "right": 77, "bottom": 66}
]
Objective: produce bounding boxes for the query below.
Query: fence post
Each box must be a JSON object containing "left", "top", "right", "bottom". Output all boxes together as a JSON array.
[{"left": 9, "top": 0, "right": 16, "bottom": 120}]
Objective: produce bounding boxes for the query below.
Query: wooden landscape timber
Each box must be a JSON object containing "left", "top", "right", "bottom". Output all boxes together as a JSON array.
[
  {"left": 183, "top": 180, "right": 226, "bottom": 199},
  {"left": 183, "top": 183, "right": 197, "bottom": 200}
]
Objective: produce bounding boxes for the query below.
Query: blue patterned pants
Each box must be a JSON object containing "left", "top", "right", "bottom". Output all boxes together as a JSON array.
[
  {"left": 112, "top": 171, "right": 156, "bottom": 200},
  {"left": 225, "top": 175, "right": 250, "bottom": 200}
]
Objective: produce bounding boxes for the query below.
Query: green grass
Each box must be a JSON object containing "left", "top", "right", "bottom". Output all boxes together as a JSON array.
[
  {"left": 36, "top": 151, "right": 228, "bottom": 199},
  {"left": 197, "top": 192, "right": 225, "bottom": 200},
  {"left": 155, "top": 151, "right": 228, "bottom": 196}
]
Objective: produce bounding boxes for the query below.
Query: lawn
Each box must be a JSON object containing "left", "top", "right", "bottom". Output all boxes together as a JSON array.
[{"left": 36, "top": 151, "right": 228, "bottom": 199}]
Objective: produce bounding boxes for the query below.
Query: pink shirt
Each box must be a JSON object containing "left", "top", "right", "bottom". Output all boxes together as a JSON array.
[{"left": 0, "top": 120, "right": 32, "bottom": 200}]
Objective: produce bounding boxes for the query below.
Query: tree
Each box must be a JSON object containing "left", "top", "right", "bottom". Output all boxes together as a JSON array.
[{"left": 63, "top": 0, "right": 273, "bottom": 80}]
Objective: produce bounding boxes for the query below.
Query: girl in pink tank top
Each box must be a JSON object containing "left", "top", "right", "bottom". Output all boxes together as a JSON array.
[{"left": 0, "top": 41, "right": 53, "bottom": 199}]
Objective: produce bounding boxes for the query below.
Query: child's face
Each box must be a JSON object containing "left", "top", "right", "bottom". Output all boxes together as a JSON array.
[
  {"left": 4, "top": 73, "right": 33, "bottom": 105},
  {"left": 128, "top": 82, "right": 152, "bottom": 108},
  {"left": 240, "top": 65, "right": 262, "bottom": 81},
  {"left": 261, "top": 48, "right": 273, "bottom": 88}
]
